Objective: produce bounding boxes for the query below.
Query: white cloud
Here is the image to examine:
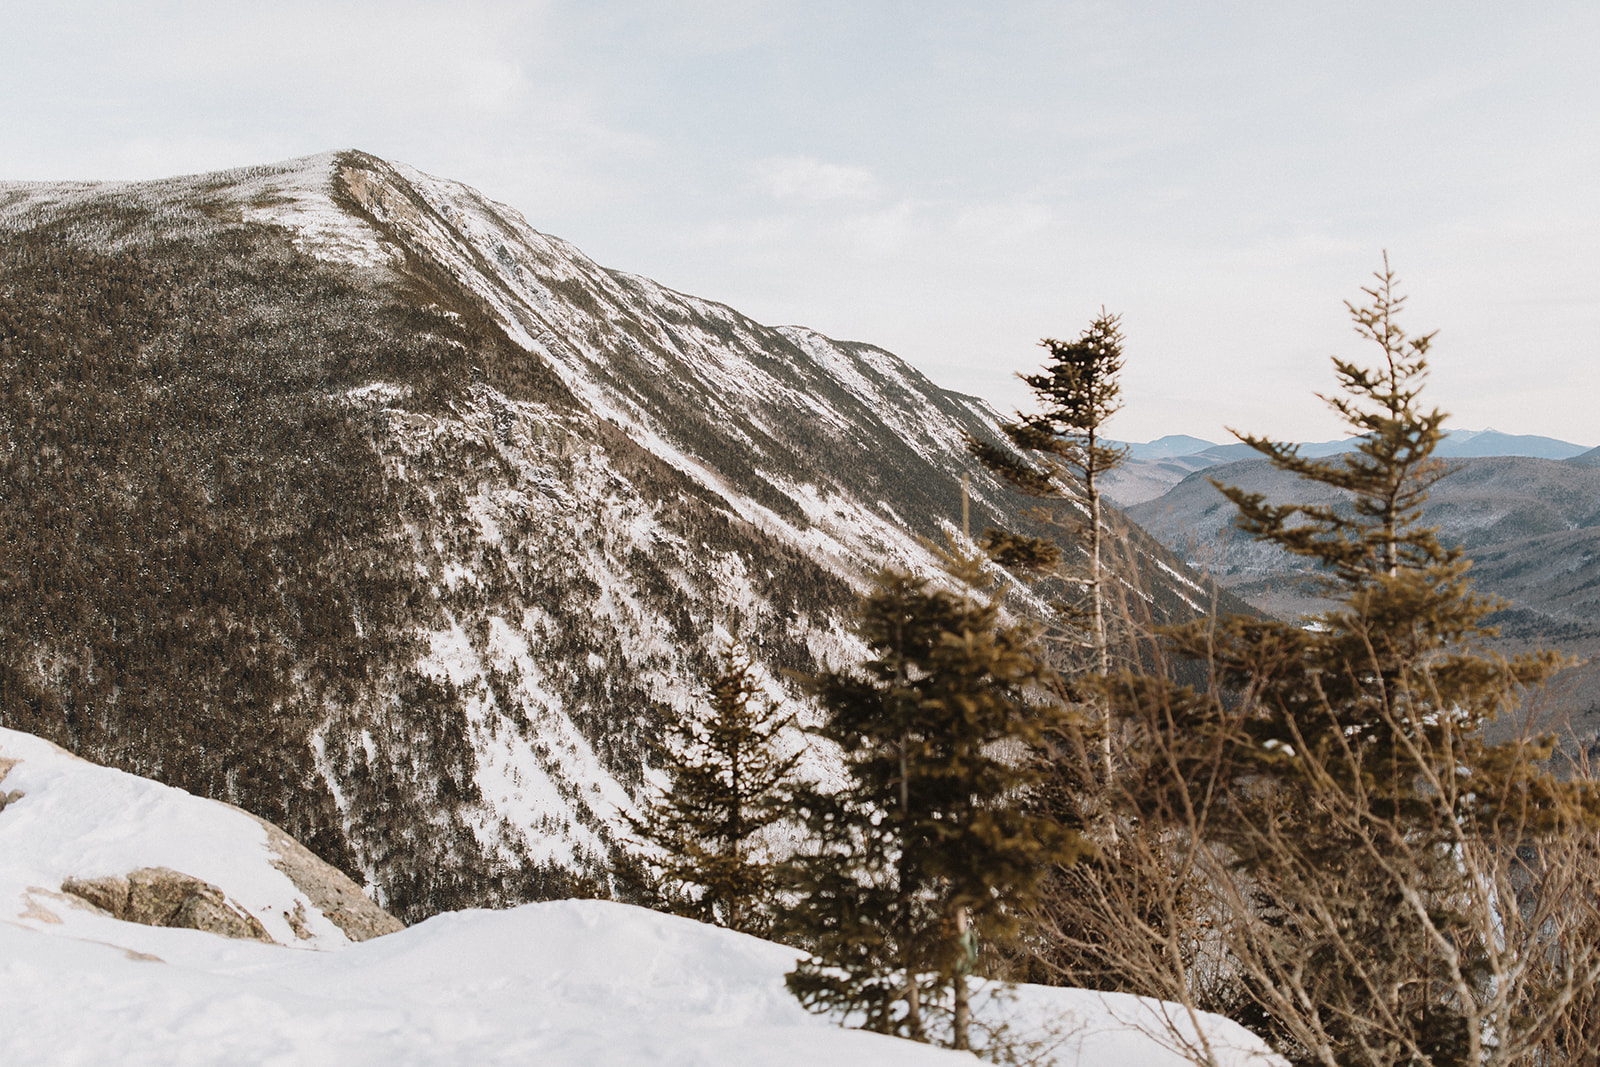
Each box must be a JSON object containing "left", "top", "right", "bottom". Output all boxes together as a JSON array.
[
  {"left": 952, "top": 200, "right": 1057, "bottom": 243},
  {"left": 753, "top": 156, "right": 879, "bottom": 204}
]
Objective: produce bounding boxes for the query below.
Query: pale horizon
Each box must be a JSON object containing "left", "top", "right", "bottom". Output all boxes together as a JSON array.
[{"left": 6, "top": 3, "right": 1596, "bottom": 446}]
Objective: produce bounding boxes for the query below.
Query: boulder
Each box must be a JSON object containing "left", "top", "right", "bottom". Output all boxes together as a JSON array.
[
  {"left": 62, "top": 867, "right": 274, "bottom": 943},
  {"left": 0, "top": 756, "right": 19, "bottom": 813}
]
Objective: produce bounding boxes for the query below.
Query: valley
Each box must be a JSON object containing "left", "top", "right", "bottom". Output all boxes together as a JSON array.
[{"left": 1126, "top": 451, "right": 1600, "bottom": 729}]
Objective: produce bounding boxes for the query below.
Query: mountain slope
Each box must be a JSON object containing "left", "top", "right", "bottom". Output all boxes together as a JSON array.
[
  {"left": 0, "top": 151, "right": 1232, "bottom": 920},
  {"left": 1128, "top": 455, "right": 1600, "bottom": 642}
]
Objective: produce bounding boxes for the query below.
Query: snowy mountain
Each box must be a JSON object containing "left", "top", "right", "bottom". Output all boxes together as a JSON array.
[
  {"left": 1127, "top": 455, "right": 1600, "bottom": 648},
  {"left": 0, "top": 726, "right": 1282, "bottom": 1065},
  {"left": 0, "top": 150, "right": 1235, "bottom": 921},
  {"left": 1104, "top": 430, "right": 1593, "bottom": 507}
]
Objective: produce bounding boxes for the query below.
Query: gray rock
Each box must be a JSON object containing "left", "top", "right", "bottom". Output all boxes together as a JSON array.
[
  {"left": 0, "top": 758, "right": 21, "bottom": 814},
  {"left": 258, "top": 819, "right": 405, "bottom": 941},
  {"left": 62, "top": 867, "right": 274, "bottom": 943}
]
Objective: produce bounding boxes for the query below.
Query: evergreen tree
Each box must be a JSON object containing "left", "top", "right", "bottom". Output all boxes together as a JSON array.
[
  {"left": 1109, "top": 259, "right": 1600, "bottom": 1066},
  {"left": 968, "top": 312, "right": 1157, "bottom": 997},
  {"left": 785, "top": 546, "right": 1082, "bottom": 1051},
  {"left": 629, "top": 642, "right": 798, "bottom": 934},
  {"left": 969, "top": 311, "right": 1128, "bottom": 781}
]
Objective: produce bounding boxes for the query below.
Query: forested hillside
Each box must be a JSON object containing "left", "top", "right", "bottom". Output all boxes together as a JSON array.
[
  {"left": 1129, "top": 454, "right": 1600, "bottom": 644},
  {"left": 0, "top": 152, "right": 1237, "bottom": 920}
]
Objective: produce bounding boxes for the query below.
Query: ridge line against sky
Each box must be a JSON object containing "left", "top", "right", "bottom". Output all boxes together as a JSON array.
[{"left": 5, "top": 1, "right": 1596, "bottom": 445}]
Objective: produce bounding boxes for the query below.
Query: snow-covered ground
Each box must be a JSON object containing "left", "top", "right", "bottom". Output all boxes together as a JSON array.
[{"left": 0, "top": 726, "right": 1282, "bottom": 1066}]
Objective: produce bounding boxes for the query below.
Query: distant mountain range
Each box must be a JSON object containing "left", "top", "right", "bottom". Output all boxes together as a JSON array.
[
  {"left": 1106, "top": 430, "right": 1596, "bottom": 507},
  {"left": 1127, "top": 454, "right": 1600, "bottom": 666}
]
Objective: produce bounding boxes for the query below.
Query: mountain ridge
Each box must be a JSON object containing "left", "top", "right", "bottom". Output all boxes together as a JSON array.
[
  {"left": 1127, "top": 454, "right": 1600, "bottom": 651},
  {"left": 0, "top": 149, "right": 1236, "bottom": 919},
  {"left": 1106, "top": 429, "right": 1594, "bottom": 506}
]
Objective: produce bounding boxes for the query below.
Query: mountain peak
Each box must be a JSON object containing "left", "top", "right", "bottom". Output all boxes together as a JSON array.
[{"left": 0, "top": 150, "right": 1233, "bottom": 919}]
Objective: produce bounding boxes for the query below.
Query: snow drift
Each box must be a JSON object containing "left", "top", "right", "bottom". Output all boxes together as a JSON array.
[{"left": 0, "top": 725, "right": 1282, "bottom": 1065}]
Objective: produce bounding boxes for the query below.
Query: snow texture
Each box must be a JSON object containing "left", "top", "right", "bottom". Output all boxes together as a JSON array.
[
  {"left": 0, "top": 726, "right": 1283, "bottom": 1066},
  {"left": 0, "top": 727, "right": 352, "bottom": 949}
]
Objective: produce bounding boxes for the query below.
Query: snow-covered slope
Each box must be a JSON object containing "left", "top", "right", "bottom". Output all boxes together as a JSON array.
[
  {"left": 0, "top": 726, "right": 396, "bottom": 947},
  {"left": 0, "top": 726, "right": 1281, "bottom": 1066},
  {"left": 0, "top": 150, "right": 1236, "bottom": 920}
]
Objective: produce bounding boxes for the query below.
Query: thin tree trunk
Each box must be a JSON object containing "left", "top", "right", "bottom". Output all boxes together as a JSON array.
[
  {"left": 953, "top": 905, "right": 971, "bottom": 1050},
  {"left": 900, "top": 740, "right": 922, "bottom": 1040},
  {"left": 895, "top": 617, "right": 923, "bottom": 1041},
  {"left": 1086, "top": 433, "right": 1112, "bottom": 786}
]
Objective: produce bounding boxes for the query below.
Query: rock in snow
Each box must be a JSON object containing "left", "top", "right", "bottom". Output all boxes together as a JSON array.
[
  {"left": 61, "top": 866, "right": 275, "bottom": 943},
  {"left": 0, "top": 726, "right": 1281, "bottom": 1065},
  {"left": 0, "top": 726, "right": 400, "bottom": 947}
]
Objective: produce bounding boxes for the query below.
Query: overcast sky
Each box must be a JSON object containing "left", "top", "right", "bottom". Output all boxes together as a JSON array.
[{"left": 6, "top": 1, "right": 1597, "bottom": 445}]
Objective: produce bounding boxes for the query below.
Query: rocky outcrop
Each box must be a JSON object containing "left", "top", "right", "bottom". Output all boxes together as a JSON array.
[
  {"left": 62, "top": 867, "right": 274, "bottom": 943},
  {"left": 1, "top": 731, "right": 404, "bottom": 944},
  {"left": 0, "top": 757, "right": 20, "bottom": 813},
  {"left": 257, "top": 818, "right": 405, "bottom": 941}
]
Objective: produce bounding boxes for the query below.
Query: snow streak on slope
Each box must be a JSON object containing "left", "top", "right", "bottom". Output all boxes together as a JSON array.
[{"left": 0, "top": 150, "right": 1236, "bottom": 917}]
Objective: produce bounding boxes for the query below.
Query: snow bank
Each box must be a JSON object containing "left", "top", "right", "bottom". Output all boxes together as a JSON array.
[
  {"left": 0, "top": 727, "right": 356, "bottom": 948},
  {"left": 0, "top": 727, "right": 1281, "bottom": 1065},
  {"left": 2, "top": 900, "right": 1282, "bottom": 1067}
]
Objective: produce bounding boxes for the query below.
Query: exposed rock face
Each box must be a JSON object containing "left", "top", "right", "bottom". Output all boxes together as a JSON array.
[
  {"left": 0, "top": 757, "right": 20, "bottom": 813},
  {"left": 62, "top": 867, "right": 274, "bottom": 943},
  {"left": 258, "top": 817, "right": 405, "bottom": 941}
]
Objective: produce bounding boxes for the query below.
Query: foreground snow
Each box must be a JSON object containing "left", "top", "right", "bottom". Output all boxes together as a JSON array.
[
  {"left": 3, "top": 901, "right": 1284, "bottom": 1067},
  {"left": 0, "top": 727, "right": 1282, "bottom": 1065}
]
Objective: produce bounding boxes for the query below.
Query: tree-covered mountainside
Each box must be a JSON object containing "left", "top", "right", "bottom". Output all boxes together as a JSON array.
[
  {"left": 0, "top": 151, "right": 1239, "bottom": 921},
  {"left": 1128, "top": 454, "right": 1600, "bottom": 644}
]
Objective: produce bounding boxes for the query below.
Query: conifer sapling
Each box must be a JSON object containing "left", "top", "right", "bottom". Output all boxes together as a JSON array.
[{"left": 629, "top": 642, "right": 798, "bottom": 934}]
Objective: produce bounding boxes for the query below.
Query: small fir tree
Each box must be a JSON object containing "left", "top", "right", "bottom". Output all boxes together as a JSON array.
[
  {"left": 969, "top": 311, "right": 1128, "bottom": 781},
  {"left": 629, "top": 642, "right": 798, "bottom": 934},
  {"left": 968, "top": 313, "right": 1153, "bottom": 996},
  {"left": 1108, "top": 259, "right": 1600, "bottom": 1066},
  {"left": 785, "top": 546, "right": 1083, "bottom": 1051}
]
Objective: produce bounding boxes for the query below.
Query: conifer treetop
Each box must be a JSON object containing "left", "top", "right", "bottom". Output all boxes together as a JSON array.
[
  {"left": 1220, "top": 255, "right": 1451, "bottom": 583},
  {"left": 969, "top": 310, "right": 1130, "bottom": 505}
]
